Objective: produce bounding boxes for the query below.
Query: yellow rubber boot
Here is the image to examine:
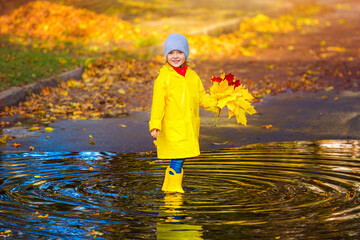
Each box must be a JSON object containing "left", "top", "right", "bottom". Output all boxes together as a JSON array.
[{"left": 161, "top": 167, "right": 185, "bottom": 193}]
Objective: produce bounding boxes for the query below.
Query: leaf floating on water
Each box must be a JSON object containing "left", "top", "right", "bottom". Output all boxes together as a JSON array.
[
  {"left": 91, "top": 230, "right": 104, "bottom": 236},
  {"left": 119, "top": 124, "right": 127, "bottom": 128},
  {"left": 0, "top": 230, "right": 12, "bottom": 237},
  {"left": 29, "top": 146, "right": 35, "bottom": 151},
  {"left": 34, "top": 175, "right": 48, "bottom": 178},
  {"left": 89, "top": 167, "right": 94, "bottom": 171},
  {"left": 89, "top": 140, "right": 96, "bottom": 145}
]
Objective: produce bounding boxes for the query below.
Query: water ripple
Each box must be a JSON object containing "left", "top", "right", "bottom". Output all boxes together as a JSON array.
[{"left": 1, "top": 140, "right": 360, "bottom": 239}]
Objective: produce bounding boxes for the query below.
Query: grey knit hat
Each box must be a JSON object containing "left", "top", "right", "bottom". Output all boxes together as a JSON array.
[{"left": 164, "top": 33, "right": 189, "bottom": 59}]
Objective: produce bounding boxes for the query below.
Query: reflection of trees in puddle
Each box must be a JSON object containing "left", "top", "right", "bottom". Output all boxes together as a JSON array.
[
  {"left": 157, "top": 193, "right": 203, "bottom": 240},
  {"left": 314, "top": 140, "right": 360, "bottom": 159},
  {"left": 247, "top": 139, "right": 360, "bottom": 159}
]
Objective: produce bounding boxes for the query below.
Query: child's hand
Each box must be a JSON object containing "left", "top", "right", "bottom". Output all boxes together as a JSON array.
[{"left": 151, "top": 128, "right": 160, "bottom": 139}]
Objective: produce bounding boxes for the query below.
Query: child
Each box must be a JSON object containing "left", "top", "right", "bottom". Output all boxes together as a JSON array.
[{"left": 149, "top": 33, "right": 219, "bottom": 193}]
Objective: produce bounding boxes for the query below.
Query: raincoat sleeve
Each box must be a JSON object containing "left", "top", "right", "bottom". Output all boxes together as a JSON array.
[
  {"left": 149, "top": 73, "right": 166, "bottom": 132},
  {"left": 198, "top": 78, "right": 219, "bottom": 114}
]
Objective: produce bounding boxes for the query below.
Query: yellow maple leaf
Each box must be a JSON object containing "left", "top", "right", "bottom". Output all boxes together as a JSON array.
[
  {"left": 234, "top": 98, "right": 252, "bottom": 111},
  {"left": 235, "top": 108, "right": 247, "bottom": 125},
  {"left": 218, "top": 95, "right": 237, "bottom": 109},
  {"left": 210, "top": 80, "right": 234, "bottom": 98}
]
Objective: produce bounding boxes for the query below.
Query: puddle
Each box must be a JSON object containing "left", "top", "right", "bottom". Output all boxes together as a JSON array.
[{"left": 1, "top": 140, "right": 360, "bottom": 239}]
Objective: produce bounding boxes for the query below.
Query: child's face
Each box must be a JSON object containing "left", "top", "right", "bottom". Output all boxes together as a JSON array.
[{"left": 167, "top": 50, "right": 186, "bottom": 68}]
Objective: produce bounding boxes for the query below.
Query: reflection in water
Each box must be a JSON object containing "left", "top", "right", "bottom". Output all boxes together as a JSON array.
[
  {"left": 157, "top": 193, "right": 203, "bottom": 240},
  {"left": 0, "top": 140, "right": 360, "bottom": 239}
]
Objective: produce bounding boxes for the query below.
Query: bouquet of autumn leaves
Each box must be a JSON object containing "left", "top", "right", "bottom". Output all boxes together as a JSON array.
[{"left": 210, "top": 73, "right": 256, "bottom": 126}]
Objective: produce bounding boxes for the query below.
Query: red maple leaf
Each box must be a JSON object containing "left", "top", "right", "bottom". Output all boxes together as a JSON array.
[
  {"left": 233, "top": 80, "right": 241, "bottom": 88},
  {"left": 224, "top": 73, "right": 235, "bottom": 82},
  {"left": 211, "top": 75, "right": 223, "bottom": 83}
]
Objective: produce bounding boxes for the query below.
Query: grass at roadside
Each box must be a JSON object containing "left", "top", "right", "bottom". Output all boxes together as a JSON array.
[{"left": 0, "top": 39, "right": 85, "bottom": 91}]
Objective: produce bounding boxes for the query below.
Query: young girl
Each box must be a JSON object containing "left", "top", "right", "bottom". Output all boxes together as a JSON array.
[{"left": 149, "top": 33, "right": 219, "bottom": 193}]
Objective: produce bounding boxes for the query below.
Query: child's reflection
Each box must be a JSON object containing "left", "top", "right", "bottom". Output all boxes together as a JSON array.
[{"left": 157, "top": 193, "right": 203, "bottom": 240}]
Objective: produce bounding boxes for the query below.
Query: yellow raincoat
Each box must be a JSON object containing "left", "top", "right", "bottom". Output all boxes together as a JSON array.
[{"left": 149, "top": 64, "right": 218, "bottom": 159}]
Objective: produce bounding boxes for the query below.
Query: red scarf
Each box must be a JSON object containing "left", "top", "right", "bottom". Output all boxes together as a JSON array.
[{"left": 172, "top": 65, "right": 188, "bottom": 77}]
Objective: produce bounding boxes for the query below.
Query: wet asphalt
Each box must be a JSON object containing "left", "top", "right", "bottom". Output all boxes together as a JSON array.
[{"left": 1, "top": 89, "right": 359, "bottom": 154}]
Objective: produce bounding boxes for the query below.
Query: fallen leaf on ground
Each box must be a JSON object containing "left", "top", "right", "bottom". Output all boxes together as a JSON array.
[
  {"left": 28, "top": 127, "right": 41, "bottom": 131},
  {"left": 0, "top": 135, "right": 8, "bottom": 144},
  {"left": 211, "top": 141, "right": 229, "bottom": 145},
  {"left": 44, "top": 127, "right": 54, "bottom": 132}
]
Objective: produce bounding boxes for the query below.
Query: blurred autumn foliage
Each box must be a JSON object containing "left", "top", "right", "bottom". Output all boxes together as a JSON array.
[
  {"left": 0, "top": 0, "right": 359, "bottom": 129},
  {"left": 0, "top": 1, "right": 327, "bottom": 57},
  {"left": 0, "top": 1, "right": 153, "bottom": 52},
  {"left": 188, "top": 3, "right": 327, "bottom": 57}
]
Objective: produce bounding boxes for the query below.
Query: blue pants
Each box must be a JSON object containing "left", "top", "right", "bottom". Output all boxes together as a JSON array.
[{"left": 169, "top": 159, "right": 185, "bottom": 174}]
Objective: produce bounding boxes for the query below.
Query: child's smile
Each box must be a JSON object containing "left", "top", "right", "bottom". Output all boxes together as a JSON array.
[{"left": 167, "top": 50, "right": 186, "bottom": 68}]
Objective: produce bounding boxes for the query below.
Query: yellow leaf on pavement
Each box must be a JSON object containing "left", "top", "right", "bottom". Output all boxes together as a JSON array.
[
  {"left": 45, "top": 127, "right": 54, "bottom": 132},
  {"left": 0, "top": 135, "right": 8, "bottom": 145},
  {"left": 28, "top": 127, "right": 41, "bottom": 131}
]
